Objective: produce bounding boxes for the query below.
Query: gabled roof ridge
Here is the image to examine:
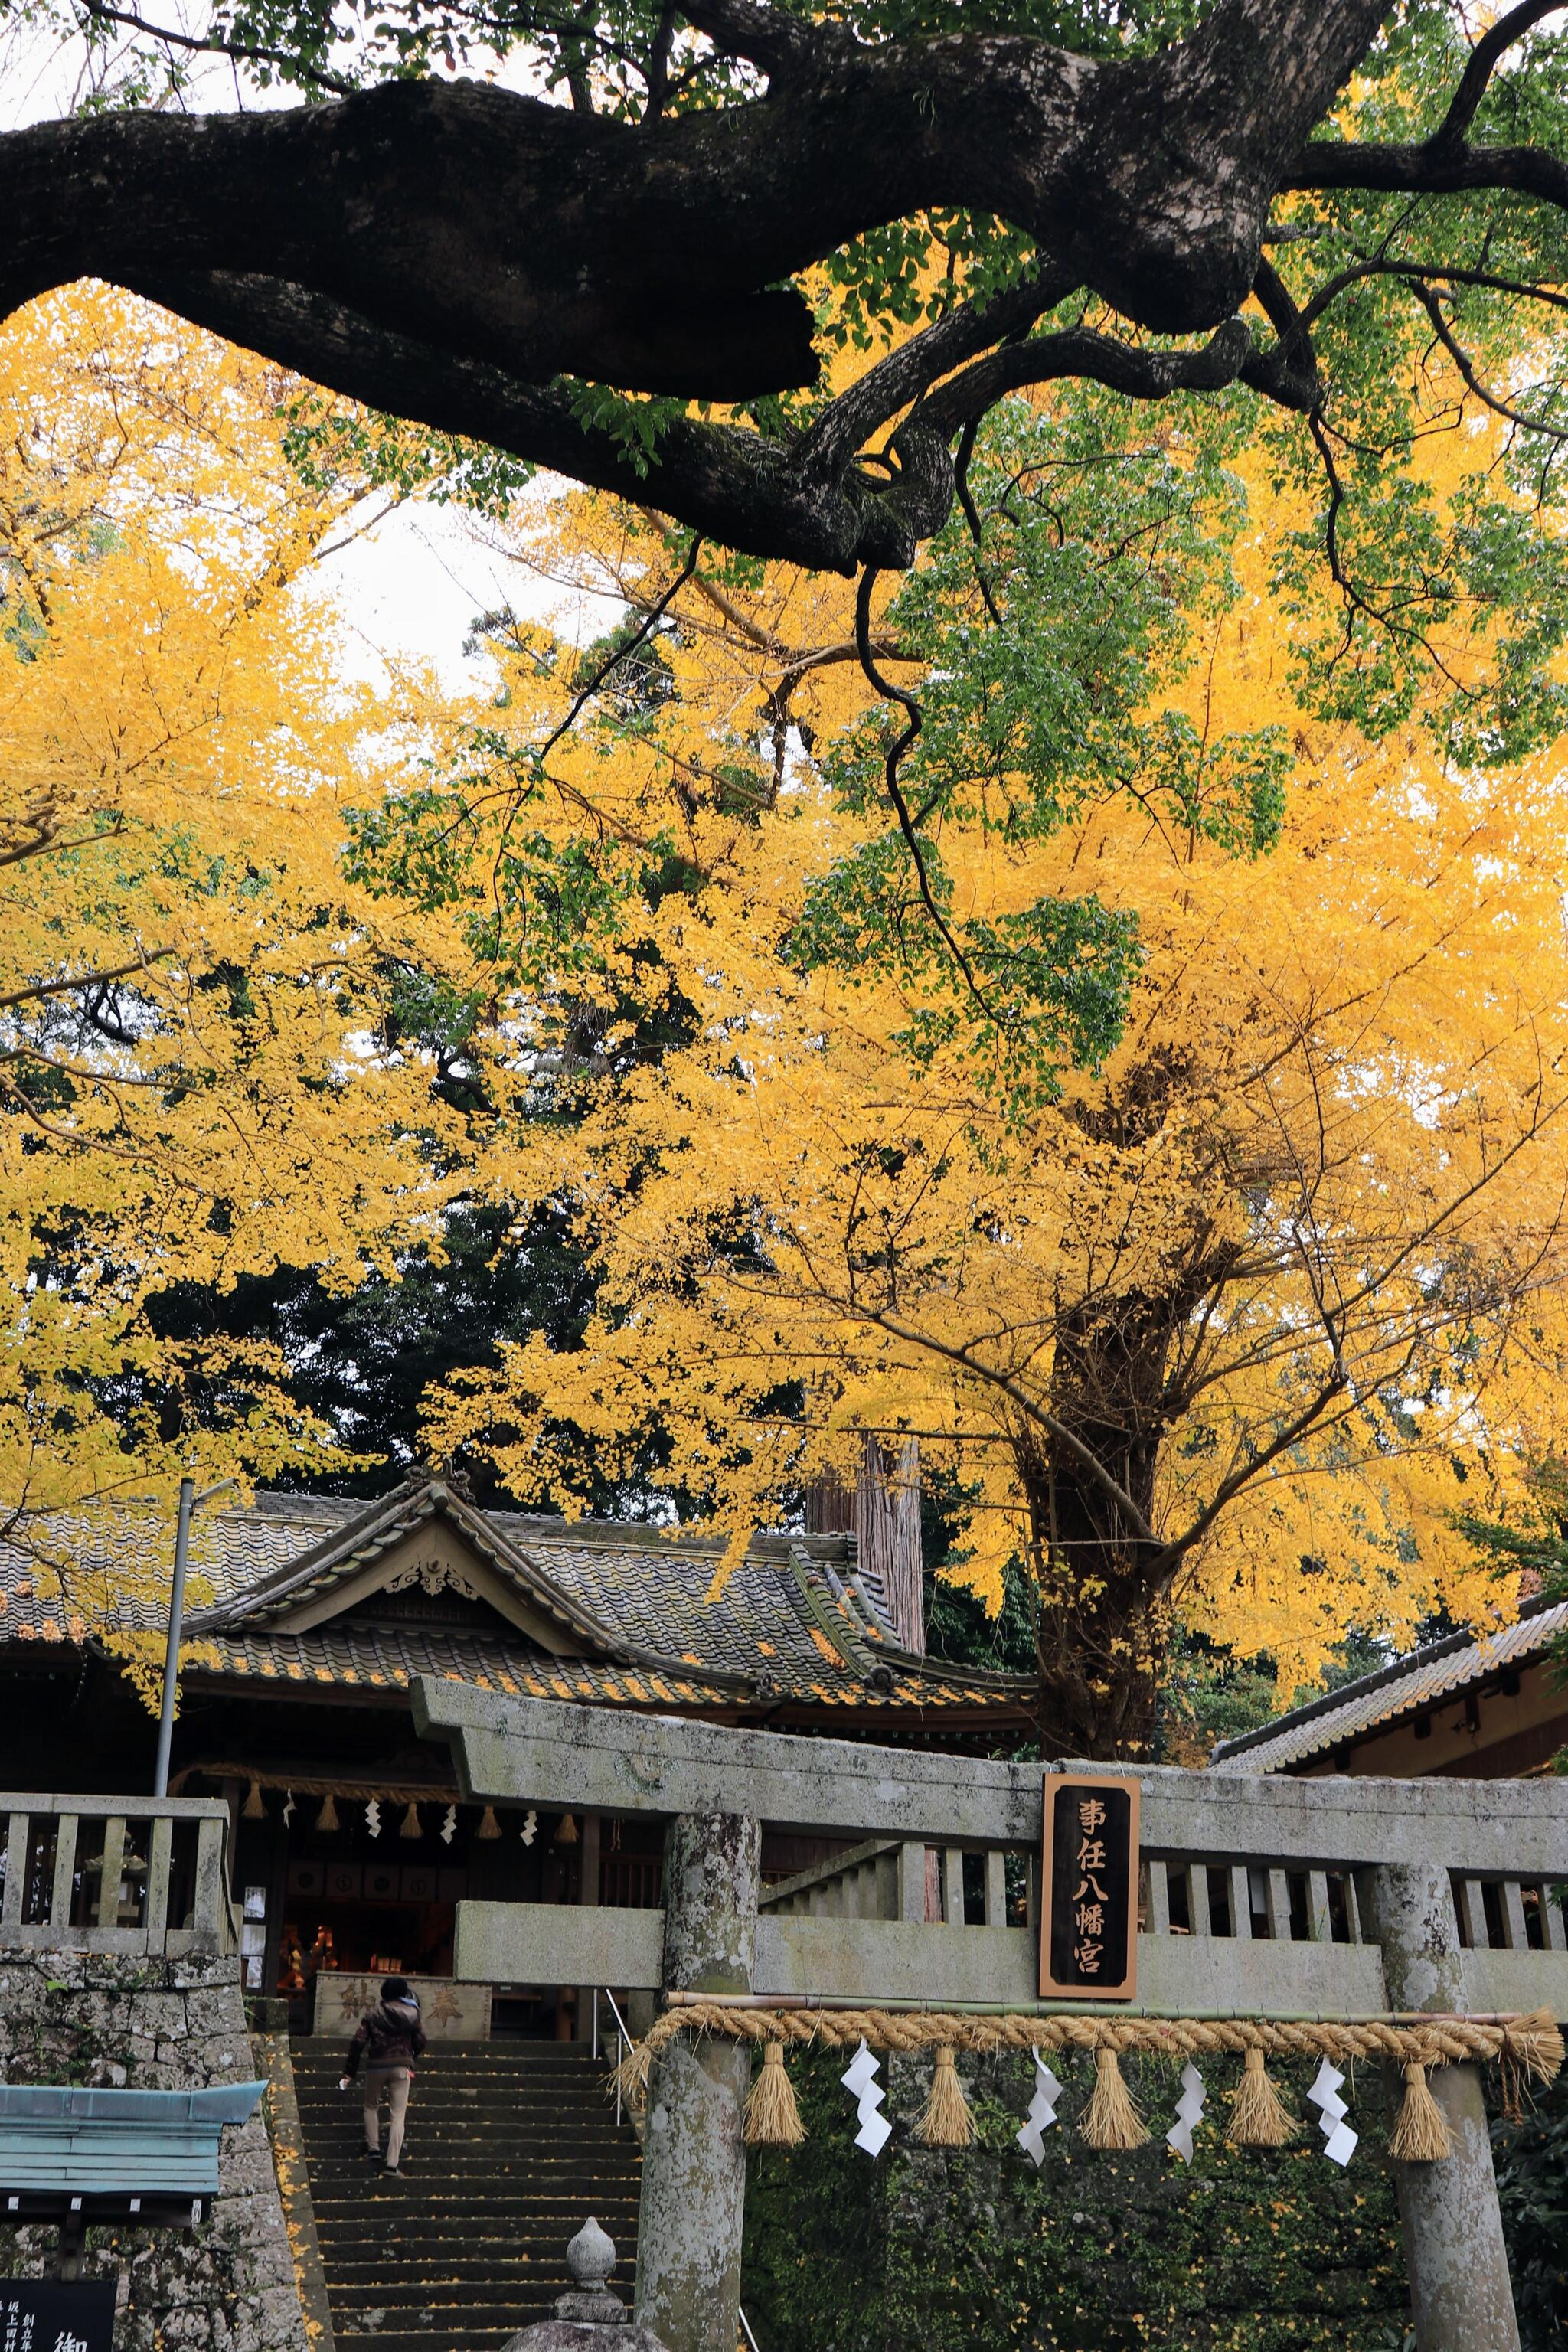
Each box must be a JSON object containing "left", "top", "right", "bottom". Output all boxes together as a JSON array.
[
  {"left": 1210, "top": 1587, "right": 1565, "bottom": 1765},
  {"left": 192, "top": 1472, "right": 626, "bottom": 1658},
  {"left": 194, "top": 1473, "right": 431, "bottom": 1621},
  {"left": 786, "top": 1541, "right": 877, "bottom": 1678}
]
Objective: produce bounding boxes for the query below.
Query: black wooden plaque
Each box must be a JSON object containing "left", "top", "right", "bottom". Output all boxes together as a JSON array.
[
  {"left": 1038, "top": 1772, "right": 1141, "bottom": 2001},
  {"left": 0, "top": 2280, "right": 117, "bottom": 2352}
]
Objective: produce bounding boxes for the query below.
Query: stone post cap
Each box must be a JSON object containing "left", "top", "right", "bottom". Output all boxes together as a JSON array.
[{"left": 498, "top": 2223, "right": 671, "bottom": 2352}]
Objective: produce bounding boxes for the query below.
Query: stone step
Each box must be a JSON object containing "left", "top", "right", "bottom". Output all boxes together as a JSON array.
[
  {"left": 315, "top": 2206, "right": 640, "bottom": 2233},
  {"left": 322, "top": 2259, "right": 617, "bottom": 2284},
  {"left": 305, "top": 2135, "right": 635, "bottom": 2151},
  {"left": 313, "top": 2199, "right": 640, "bottom": 2226},
  {"left": 334, "top": 2324, "right": 536, "bottom": 2342},
  {"left": 289, "top": 2025, "right": 642, "bottom": 2350}
]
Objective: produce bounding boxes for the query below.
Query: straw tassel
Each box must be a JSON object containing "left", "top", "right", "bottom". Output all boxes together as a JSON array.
[
  {"left": 1227, "top": 2045, "right": 1297, "bottom": 2148},
  {"left": 315, "top": 1792, "right": 339, "bottom": 1834},
  {"left": 745, "top": 2043, "right": 806, "bottom": 2147},
  {"left": 914, "top": 2047, "right": 974, "bottom": 2148},
  {"left": 1389, "top": 2063, "right": 1452, "bottom": 2163},
  {"left": 609, "top": 2040, "right": 652, "bottom": 2116},
  {"left": 475, "top": 1805, "right": 502, "bottom": 1841},
  {"left": 400, "top": 1802, "right": 422, "bottom": 1840},
  {"left": 243, "top": 1781, "right": 266, "bottom": 1820},
  {"left": 1080, "top": 2047, "right": 1148, "bottom": 2150}
]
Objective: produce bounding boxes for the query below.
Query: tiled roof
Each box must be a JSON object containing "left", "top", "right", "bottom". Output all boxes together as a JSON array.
[
  {"left": 1210, "top": 1594, "right": 1568, "bottom": 1774},
  {"left": 0, "top": 1481, "right": 1031, "bottom": 1720},
  {"left": 196, "top": 1478, "right": 614, "bottom": 1652}
]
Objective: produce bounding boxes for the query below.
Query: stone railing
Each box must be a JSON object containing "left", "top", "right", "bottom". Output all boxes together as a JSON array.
[
  {"left": 769, "top": 1836, "right": 1568, "bottom": 1945},
  {"left": 751, "top": 1832, "right": 1568, "bottom": 2017},
  {"left": 762, "top": 1836, "right": 1012, "bottom": 1926},
  {"left": 0, "top": 1794, "right": 237, "bottom": 1956}
]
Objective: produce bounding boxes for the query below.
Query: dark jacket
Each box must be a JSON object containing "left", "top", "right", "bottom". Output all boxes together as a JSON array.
[{"left": 345, "top": 1997, "right": 427, "bottom": 2078}]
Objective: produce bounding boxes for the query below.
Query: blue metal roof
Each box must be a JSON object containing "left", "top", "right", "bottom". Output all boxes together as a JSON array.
[{"left": 0, "top": 2083, "right": 266, "bottom": 2196}]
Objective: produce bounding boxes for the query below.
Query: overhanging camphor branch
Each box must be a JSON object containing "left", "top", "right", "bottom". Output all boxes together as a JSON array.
[{"left": 12, "top": 0, "right": 1567, "bottom": 565}]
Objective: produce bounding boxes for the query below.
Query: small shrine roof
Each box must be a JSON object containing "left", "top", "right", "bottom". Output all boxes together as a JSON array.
[{"left": 1210, "top": 1592, "right": 1568, "bottom": 1774}]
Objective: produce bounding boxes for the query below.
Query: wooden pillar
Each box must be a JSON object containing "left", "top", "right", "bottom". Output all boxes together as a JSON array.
[
  {"left": 1357, "top": 1859, "right": 1521, "bottom": 2352},
  {"left": 635, "top": 1811, "right": 760, "bottom": 2352},
  {"left": 574, "top": 1808, "right": 602, "bottom": 2043}
]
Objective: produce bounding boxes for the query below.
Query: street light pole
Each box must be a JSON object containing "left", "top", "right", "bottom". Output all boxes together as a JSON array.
[{"left": 152, "top": 1475, "right": 235, "bottom": 1798}]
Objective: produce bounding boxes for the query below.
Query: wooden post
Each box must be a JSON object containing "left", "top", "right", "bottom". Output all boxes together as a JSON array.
[
  {"left": 635, "top": 1811, "right": 760, "bottom": 2352},
  {"left": 575, "top": 1808, "right": 601, "bottom": 2043},
  {"left": 1357, "top": 1860, "right": 1521, "bottom": 2352}
]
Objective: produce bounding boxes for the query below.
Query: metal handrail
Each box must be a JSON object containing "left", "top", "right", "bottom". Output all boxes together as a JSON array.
[{"left": 594, "top": 1985, "right": 635, "bottom": 2125}]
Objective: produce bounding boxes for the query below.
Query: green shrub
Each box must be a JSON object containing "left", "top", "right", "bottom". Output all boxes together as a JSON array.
[{"left": 742, "top": 2047, "right": 1409, "bottom": 2351}]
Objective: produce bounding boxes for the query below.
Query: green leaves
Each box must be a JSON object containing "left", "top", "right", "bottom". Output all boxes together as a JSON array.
[
  {"left": 797, "top": 389, "right": 1280, "bottom": 1096},
  {"left": 344, "top": 740, "right": 677, "bottom": 994},
  {"left": 792, "top": 828, "right": 1140, "bottom": 1099},
  {"left": 281, "top": 392, "right": 536, "bottom": 518}
]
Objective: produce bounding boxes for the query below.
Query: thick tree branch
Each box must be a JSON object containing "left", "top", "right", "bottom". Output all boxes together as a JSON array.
[
  {"left": 1289, "top": 136, "right": 1568, "bottom": 211},
  {"left": 678, "top": 0, "right": 850, "bottom": 76},
  {"left": 0, "top": 4, "right": 1388, "bottom": 403},
  {"left": 916, "top": 314, "right": 1258, "bottom": 436},
  {"left": 18, "top": 0, "right": 1555, "bottom": 566},
  {"left": 1427, "top": 0, "right": 1567, "bottom": 154}
]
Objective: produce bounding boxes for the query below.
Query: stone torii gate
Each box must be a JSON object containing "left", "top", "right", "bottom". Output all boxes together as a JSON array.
[{"left": 412, "top": 1678, "right": 1568, "bottom": 2352}]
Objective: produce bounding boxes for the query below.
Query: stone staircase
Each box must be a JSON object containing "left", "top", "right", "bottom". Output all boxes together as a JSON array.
[{"left": 289, "top": 2039, "right": 642, "bottom": 2352}]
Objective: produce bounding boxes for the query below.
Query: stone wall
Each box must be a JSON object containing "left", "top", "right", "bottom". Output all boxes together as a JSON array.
[{"left": 0, "top": 1947, "right": 309, "bottom": 2352}]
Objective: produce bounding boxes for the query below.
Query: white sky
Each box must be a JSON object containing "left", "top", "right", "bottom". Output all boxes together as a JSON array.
[{"left": 312, "top": 505, "right": 552, "bottom": 697}]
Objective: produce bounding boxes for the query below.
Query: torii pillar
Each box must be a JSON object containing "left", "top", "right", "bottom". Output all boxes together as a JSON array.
[
  {"left": 1359, "top": 1860, "right": 1521, "bottom": 2352},
  {"left": 635, "top": 1811, "right": 760, "bottom": 2352}
]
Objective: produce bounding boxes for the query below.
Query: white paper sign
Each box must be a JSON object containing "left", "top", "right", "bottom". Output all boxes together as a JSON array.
[{"left": 1016, "top": 2050, "right": 1063, "bottom": 2167}]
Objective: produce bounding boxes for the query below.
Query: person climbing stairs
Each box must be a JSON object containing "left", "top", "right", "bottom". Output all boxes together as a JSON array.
[{"left": 289, "top": 2037, "right": 643, "bottom": 2352}]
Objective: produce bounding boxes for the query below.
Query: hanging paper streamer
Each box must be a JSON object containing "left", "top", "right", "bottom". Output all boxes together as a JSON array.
[
  {"left": 521, "top": 1809, "right": 538, "bottom": 1847},
  {"left": 441, "top": 1805, "right": 458, "bottom": 1846},
  {"left": 1307, "top": 2059, "right": 1357, "bottom": 2167},
  {"left": 365, "top": 1798, "right": 382, "bottom": 1840},
  {"left": 1166, "top": 2063, "right": 1206, "bottom": 2164},
  {"left": 1016, "top": 2050, "right": 1063, "bottom": 2167},
  {"left": 282, "top": 1790, "right": 296, "bottom": 1826},
  {"left": 840, "top": 2038, "right": 892, "bottom": 2158}
]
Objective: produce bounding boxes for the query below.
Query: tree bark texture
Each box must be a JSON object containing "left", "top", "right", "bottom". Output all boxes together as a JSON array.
[{"left": 1023, "top": 1294, "right": 1182, "bottom": 1761}]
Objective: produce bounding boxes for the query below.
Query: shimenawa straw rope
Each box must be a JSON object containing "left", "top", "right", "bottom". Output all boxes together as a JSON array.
[{"left": 607, "top": 1999, "right": 1563, "bottom": 2161}]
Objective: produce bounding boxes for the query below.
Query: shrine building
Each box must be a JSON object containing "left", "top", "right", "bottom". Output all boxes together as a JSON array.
[
  {"left": 1211, "top": 1589, "right": 1568, "bottom": 1781},
  {"left": 0, "top": 1468, "right": 1031, "bottom": 2024}
]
